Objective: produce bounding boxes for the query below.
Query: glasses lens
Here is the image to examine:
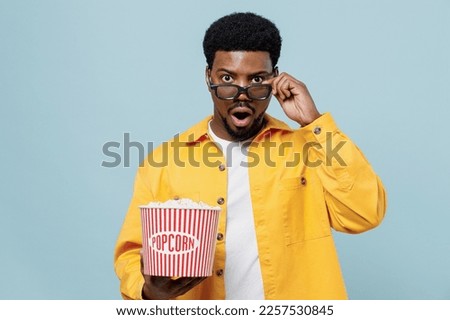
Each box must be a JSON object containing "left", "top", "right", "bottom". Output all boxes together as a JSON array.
[
  {"left": 248, "top": 85, "right": 271, "bottom": 100},
  {"left": 214, "top": 84, "right": 272, "bottom": 100},
  {"left": 216, "top": 85, "right": 239, "bottom": 99}
]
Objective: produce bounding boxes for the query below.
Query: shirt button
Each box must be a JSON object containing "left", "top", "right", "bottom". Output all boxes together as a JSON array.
[
  {"left": 216, "top": 269, "right": 224, "bottom": 276},
  {"left": 217, "top": 197, "right": 225, "bottom": 205},
  {"left": 218, "top": 163, "right": 226, "bottom": 171},
  {"left": 217, "top": 233, "right": 224, "bottom": 241},
  {"left": 301, "top": 177, "right": 307, "bottom": 185},
  {"left": 313, "top": 126, "right": 322, "bottom": 135}
]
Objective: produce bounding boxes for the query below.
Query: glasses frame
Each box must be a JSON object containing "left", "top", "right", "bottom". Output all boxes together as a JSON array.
[{"left": 208, "top": 80, "right": 273, "bottom": 101}]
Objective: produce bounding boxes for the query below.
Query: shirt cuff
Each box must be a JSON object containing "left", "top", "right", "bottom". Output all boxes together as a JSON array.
[{"left": 299, "top": 112, "right": 338, "bottom": 144}]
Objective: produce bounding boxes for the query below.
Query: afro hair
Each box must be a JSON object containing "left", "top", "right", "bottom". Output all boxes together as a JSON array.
[{"left": 203, "top": 12, "right": 282, "bottom": 69}]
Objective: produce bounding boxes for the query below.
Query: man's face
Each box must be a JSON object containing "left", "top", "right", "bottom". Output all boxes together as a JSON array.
[{"left": 207, "top": 51, "right": 274, "bottom": 141}]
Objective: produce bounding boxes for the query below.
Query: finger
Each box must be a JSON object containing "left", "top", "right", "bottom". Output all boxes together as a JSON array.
[
  {"left": 172, "top": 276, "right": 206, "bottom": 288},
  {"left": 275, "top": 77, "right": 290, "bottom": 100},
  {"left": 142, "top": 276, "right": 174, "bottom": 300},
  {"left": 172, "top": 277, "right": 207, "bottom": 296},
  {"left": 186, "top": 276, "right": 207, "bottom": 287},
  {"left": 264, "top": 73, "right": 284, "bottom": 96},
  {"left": 263, "top": 76, "right": 276, "bottom": 85},
  {"left": 148, "top": 275, "right": 201, "bottom": 290},
  {"left": 143, "top": 275, "right": 207, "bottom": 299},
  {"left": 275, "top": 73, "right": 296, "bottom": 96},
  {"left": 280, "top": 79, "right": 294, "bottom": 99},
  {"left": 150, "top": 276, "right": 173, "bottom": 288}
]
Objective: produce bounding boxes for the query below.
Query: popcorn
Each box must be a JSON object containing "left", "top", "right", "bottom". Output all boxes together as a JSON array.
[
  {"left": 143, "top": 198, "right": 220, "bottom": 210},
  {"left": 140, "top": 198, "right": 222, "bottom": 277}
]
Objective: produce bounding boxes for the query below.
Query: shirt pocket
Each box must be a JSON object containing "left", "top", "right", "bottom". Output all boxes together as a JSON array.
[{"left": 278, "top": 173, "right": 331, "bottom": 245}]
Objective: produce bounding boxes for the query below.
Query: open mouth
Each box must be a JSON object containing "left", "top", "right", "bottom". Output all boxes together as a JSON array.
[
  {"left": 234, "top": 111, "right": 251, "bottom": 120},
  {"left": 230, "top": 107, "right": 253, "bottom": 127}
]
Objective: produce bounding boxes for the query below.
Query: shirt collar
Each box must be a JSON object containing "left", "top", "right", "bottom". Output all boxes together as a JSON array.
[{"left": 182, "top": 114, "right": 293, "bottom": 145}]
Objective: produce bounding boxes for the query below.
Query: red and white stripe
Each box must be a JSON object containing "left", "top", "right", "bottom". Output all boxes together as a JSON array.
[{"left": 140, "top": 207, "right": 220, "bottom": 277}]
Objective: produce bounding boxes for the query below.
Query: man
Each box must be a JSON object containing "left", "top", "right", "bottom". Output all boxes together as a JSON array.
[{"left": 114, "top": 12, "right": 386, "bottom": 300}]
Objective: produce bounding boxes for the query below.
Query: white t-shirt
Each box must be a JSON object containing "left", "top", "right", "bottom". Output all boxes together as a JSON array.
[{"left": 208, "top": 122, "right": 265, "bottom": 299}]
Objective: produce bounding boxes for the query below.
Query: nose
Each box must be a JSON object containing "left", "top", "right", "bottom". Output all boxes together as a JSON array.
[
  {"left": 235, "top": 85, "right": 251, "bottom": 101},
  {"left": 236, "top": 92, "right": 250, "bottom": 101}
]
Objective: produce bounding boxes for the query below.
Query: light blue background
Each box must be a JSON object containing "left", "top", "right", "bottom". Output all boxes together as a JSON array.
[{"left": 1, "top": 0, "right": 449, "bottom": 299}]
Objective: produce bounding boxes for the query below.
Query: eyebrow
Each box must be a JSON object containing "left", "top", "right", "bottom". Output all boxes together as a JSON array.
[{"left": 216, "top": 68, "right": 272, "bottom": 77}]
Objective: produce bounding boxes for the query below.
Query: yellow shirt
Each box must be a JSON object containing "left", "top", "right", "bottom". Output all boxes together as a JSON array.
[{"left": 114, "top": 113, "right": 387, "bottom": 300}]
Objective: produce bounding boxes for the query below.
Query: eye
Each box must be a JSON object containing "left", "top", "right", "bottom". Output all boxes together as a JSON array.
[
  {"left": 221, "top": 75, "right": 234, "bottom": 83},
  {"left": 251, "top": 76, "right": 264, "bottom": 84}
]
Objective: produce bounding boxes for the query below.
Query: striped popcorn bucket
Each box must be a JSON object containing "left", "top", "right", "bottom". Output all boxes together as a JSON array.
[{"left": 140, "top": 205, "right": 221, "bottom": 277}]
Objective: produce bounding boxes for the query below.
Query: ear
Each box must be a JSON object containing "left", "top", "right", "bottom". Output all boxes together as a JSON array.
[
  {"left": 205, "top": 66, "right": 211, "bottom": 91},
  {"left": 273, "top": 66, "right": 279, "bottom": 77}
]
